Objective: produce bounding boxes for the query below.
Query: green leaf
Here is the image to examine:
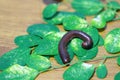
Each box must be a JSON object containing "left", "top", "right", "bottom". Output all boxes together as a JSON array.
[
  {"left": 44, "top": 12, "right": 66, "bottom": 25},
  {"left": 33, "top": 39, "right": 58, "bottom": 55},
  {"left": 96, "top": 64, "right": 108, "bottom": 79},
  {"left": 117, "top": 56, "right": 120, "bottom": 66},
  {"left": 91, "top": 9, "right": 115, "bottom": 28},
  {"left": 78, "top": 46, "right": 98, "bottom": 61},
  {"left": 63, "top": 15, "right": 88, "bottom": 30},
  {"left": 33, "top": 32, "right": 65, "bottom": 55},
  {"left": 91, "top": 15, "right": 106, "bottom": 29},
  {"left": 73, "top": 12, "right": 85, "bottom": 19},
  {"left": 97, "top": 35, "right": 104, "bottom": 46},
  {"left": 0, "top": 47, "right": 31, "bottom": 70},
  {"left": 0, "top": 64, "right": 38, "bottom": 80},
  {"left": 26, "top": 54, "right": 51, "bottom": 71},
  {"left": 114, "top": 72, "right": 120, "bottom": 80},
  {"left": 98, "top": 9, "right": 116, "bottom": 22},
  {"left": 71, "top": 0, "right": 104, "bottom": 15},
  {"left": 70, "top": 39, "right": 87, "bottom": 57},
  {"left": 45, "top": 32, "right": 66, "bottom": 42},
  {"left": 14, "top": 35, "right": 42, "bottom": 48},
  {"left": 70, "top": 38, "right": 98, "bottom": 60},
  {"left": 27, "top": 24, "right": 60, "bottom": 38},
  {"left": 69, "top": 27, "right": 99, "bottom": 57},
  {"left": 107, "top": 1, "right": 120, "bottom": 10},
  {"left": 63, "top": 62, "right": 95, "bottom": 80},
  {"left": 42, "top": 3, "right": 58, "bottom": 18},
  {"left": 104, "top": 28, "right": 120, "bottom": 53},
  {"left": 44, "top": 11, "right": 85, "bottom": 25}
]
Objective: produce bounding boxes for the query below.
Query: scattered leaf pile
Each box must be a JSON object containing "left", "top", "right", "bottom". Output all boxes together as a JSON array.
[{"left": 0, "top": 0, "right": 120, "bottom": 80}]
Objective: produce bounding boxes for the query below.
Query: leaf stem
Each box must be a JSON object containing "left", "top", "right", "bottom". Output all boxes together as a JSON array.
[
  {"left": 38, "top": 54, "right": 120, "bottom": 74},
  {"left": 100, "top": 56, "right": 107, "bottom": 64},
  {"left": 80, "top": 54, "right": 120, "bottom": 63},
  {"left": 39, "top": 63, "right": 70, "bottom": 73},
  {"left": 105, "top": 54, "right": 120, "bottom": 59}
]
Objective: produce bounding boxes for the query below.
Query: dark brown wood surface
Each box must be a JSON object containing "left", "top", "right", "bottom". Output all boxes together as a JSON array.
[{"left": 0, "top": 0, "right": 120, "bottom": 80}]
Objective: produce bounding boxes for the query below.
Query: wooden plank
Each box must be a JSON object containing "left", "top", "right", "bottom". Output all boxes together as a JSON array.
[{"left": 0, "top": 0, "right": 120, "bottom": 80}]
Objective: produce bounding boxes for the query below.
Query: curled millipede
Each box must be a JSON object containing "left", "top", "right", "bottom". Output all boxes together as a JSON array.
[
  {"left": 54, "top": 0, "right": 63, "bottom": 2},
  {"left": 58, "top": 30, "right": 93, "bottom": 64},
  {"left": 43, "top": 0, "right": 63, "bottom": 4}
]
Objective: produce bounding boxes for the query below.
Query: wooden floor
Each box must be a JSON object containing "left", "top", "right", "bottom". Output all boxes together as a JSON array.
[{"left": 0, "top": 0, "right": 120, "bottom": 80}]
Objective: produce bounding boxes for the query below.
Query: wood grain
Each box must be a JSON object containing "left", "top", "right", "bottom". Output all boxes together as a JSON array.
[{"left": 0, "top": 0, "right": 120, "bottom": 80}]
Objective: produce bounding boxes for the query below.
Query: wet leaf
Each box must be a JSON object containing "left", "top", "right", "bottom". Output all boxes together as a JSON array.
[
  {"left": 114, "top": 72, "right": 120, "bottom": 80},
  {"left": 63, "top": 15, "right": 88, "bottom": 30},
  {"left": 69, "top": 27, "right": 99, "bottom": 57},
  {"left": 63, "top": 62, "right": 95, "bottom": 80},
  {"left": 0, "top": 64, "right": 38, "bottom": 80},
  {"left": 33, "top": 39, "right": 58, "bottom": 55},
  {"left": 44, "top": 12, "right": 66, "bottom": 25},
  {"left": 14, "top": 35, "right": 42, "bottom": 48},
  {"left": 44, "top": 11, "right": 85, "bottom": 25},
  {"left": 0, "top": 47, "right": 31, "bottom": 70},
  {"left": 78, "top": 46, "right": 98, "bottom": 61},
  {"left": 96, "top": 64, "right": 108, "bottom": 79},
  {"left": 42, "top": 3, "right": 58, "bottom": 18},
  {"left": 97, "top": 35, "right": 104, "bottom": 46},
  {"left": 98, "top": 9, "right": 116, "bottom": 22},
  {"left": 27, "top": 24, "right": 59, "bottom": 38},
  {"left": 33, "top": 32, "right": 65, "bottom": 55},
  {"left": 70, "top": 39, "right": 87, "bottom": 57},
  {"left": 26, "top": 54, "right": 51, "bottom": 71},
  {"left": 104, "top": 28, "right": 120, "bottom": 53},
  {"left": 71, "top": 0, "right": 104, "bottom": 15},
  {"left": 117, "top": 56, "right": 120, "bottom": 66},
  {"left": 107, "top": 1, "right": 120, "bottom": 10},
  {"left": 91, "top": 15, "right": 106, "bottom": 29}
]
